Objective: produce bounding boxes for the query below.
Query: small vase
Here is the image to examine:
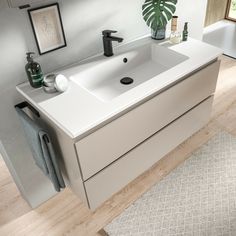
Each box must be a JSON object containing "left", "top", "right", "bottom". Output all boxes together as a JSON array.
[{"left": 151, "top": 27, "right": 166, "bottom": 40}]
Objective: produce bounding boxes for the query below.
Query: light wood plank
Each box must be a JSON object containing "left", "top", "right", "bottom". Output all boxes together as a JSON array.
[
  {"left": 215, "top": 100, "right": 236, "bottom": 133},
  {"left": 0, "top": 157, "right": 31, "bottom": 226}
]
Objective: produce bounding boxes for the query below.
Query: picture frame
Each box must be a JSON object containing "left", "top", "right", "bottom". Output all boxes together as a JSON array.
[{"left": 28, "top": 3, "right": 67, "bottom": 55}]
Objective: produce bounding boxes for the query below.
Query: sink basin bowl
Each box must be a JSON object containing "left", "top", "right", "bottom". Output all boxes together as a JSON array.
[{"left": 69, "top": 43, "right": 189, "bottom": 102}]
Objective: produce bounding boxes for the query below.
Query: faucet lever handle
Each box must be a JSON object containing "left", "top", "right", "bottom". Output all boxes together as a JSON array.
[{"left": 102, "top": 30, "right": 117, "bottom": 37}]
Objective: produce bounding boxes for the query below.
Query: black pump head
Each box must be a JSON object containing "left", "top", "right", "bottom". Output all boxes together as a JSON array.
[{"left": 26, "top": 52, "right": 35, "bottom": 62}]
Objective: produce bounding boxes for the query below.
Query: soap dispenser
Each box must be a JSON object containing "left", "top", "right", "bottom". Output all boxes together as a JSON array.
[{"left": 25, "top": 52, "right": 43, "bottom": 88}]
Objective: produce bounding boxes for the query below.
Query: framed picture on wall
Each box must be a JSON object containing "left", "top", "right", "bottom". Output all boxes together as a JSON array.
[{"left": 28, "top": 3, "right": 67, "bottom": 55}]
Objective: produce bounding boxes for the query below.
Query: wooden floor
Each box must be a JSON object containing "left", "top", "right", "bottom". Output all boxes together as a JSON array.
[{"left": 1, "top": 55, "right": 236, "bottom": 236}]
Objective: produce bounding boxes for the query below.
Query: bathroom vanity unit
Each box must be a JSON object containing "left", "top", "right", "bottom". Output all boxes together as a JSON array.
[{"left": 16, "top": 37, "right": 222, "bottom": 210}]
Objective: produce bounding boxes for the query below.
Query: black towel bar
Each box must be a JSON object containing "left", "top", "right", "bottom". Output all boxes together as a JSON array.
[{"left": 15, "top": 101, "right": 40, "bottom": 118}]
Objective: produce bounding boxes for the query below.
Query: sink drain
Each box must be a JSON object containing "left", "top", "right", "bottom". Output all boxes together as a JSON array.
[{"left": 120, "top": 77, "right": 134, "bottom": 85}]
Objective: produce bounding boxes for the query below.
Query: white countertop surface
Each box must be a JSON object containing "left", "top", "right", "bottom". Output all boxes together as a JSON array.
[{"left": 16, "top": 36, "right": 223, "bottom": 139}]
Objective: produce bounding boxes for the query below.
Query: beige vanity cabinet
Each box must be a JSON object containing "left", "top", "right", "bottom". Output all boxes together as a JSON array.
[{"left": 19, "top": 60, "right": 220, "bottom": 210}]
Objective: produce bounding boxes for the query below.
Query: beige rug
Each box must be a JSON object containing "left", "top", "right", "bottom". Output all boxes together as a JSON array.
[{"left": 105, "top": 131, "right": 236, "bottom": 236}]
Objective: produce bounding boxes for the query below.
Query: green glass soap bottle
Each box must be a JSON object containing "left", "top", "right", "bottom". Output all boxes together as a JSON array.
[
  {"left": 182, "top": 22, "right": 188, "bottom": 41},
  {"left": 25, "top": 52, "right": 43, "bottom": 88}
]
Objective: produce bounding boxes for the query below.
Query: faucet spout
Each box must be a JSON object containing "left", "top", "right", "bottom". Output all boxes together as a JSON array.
[
  {"left": 106, "top": 36, "right": 123, "bottom": 43},
  {"left": 102, "top": 30, "right": 124, "bottom": 57}
]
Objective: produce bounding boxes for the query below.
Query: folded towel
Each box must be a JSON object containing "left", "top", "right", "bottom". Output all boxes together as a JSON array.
[{"left": 15, "top": 106, "right": 65, "bottom": 192}]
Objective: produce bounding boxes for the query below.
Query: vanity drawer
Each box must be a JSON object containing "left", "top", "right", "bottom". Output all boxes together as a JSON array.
[
  {"left": 85, "top": 96, "right": 214, "bottom": 210},
  {"left": 76, "top": 61, "right": 220, "bottom": 180}
]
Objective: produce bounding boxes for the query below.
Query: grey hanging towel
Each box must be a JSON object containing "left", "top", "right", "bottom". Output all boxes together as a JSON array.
[{"left": 15, "top": 106, "right": 65, "bottom": 192}]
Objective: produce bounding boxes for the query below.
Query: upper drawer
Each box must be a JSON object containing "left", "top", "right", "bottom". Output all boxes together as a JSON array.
[{"left": 76, "top": 61, "right": 220, "bottom": 180}]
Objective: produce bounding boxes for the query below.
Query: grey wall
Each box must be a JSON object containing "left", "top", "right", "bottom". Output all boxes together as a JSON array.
[{"left": 0, "top": 0, "right": 207, "bottom": 207}]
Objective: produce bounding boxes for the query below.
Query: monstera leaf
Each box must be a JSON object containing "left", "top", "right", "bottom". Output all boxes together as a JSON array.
[{"left": 142, "top": 0, "right": 177, "bottom": 30}]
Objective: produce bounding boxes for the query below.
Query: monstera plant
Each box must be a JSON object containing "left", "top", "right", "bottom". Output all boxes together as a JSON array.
[{"left": 142, "top": 0, "right": 177, "bottom": 40}]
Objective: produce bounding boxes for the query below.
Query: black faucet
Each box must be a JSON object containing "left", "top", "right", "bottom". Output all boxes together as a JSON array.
[{"left": 102, "top": 30, "right": 124, "bottom": 57}]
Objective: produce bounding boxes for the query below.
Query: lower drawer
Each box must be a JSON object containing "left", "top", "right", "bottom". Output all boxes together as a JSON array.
[{"left": 85, "top": 96, "right": 214, "bottom": 210}]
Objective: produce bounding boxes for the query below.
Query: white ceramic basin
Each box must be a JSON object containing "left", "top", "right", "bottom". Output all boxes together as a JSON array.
[{"left": 69, "top": 43, "right": 189, "bottom": 102}]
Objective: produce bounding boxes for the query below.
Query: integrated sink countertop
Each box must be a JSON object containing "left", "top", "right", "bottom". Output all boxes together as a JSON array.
[
  {"left": 16, "top": 37, "right": 223, "bottom": 139},
  {"left": 69, "top": 43, "right": 189, "bottom": 102}
]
